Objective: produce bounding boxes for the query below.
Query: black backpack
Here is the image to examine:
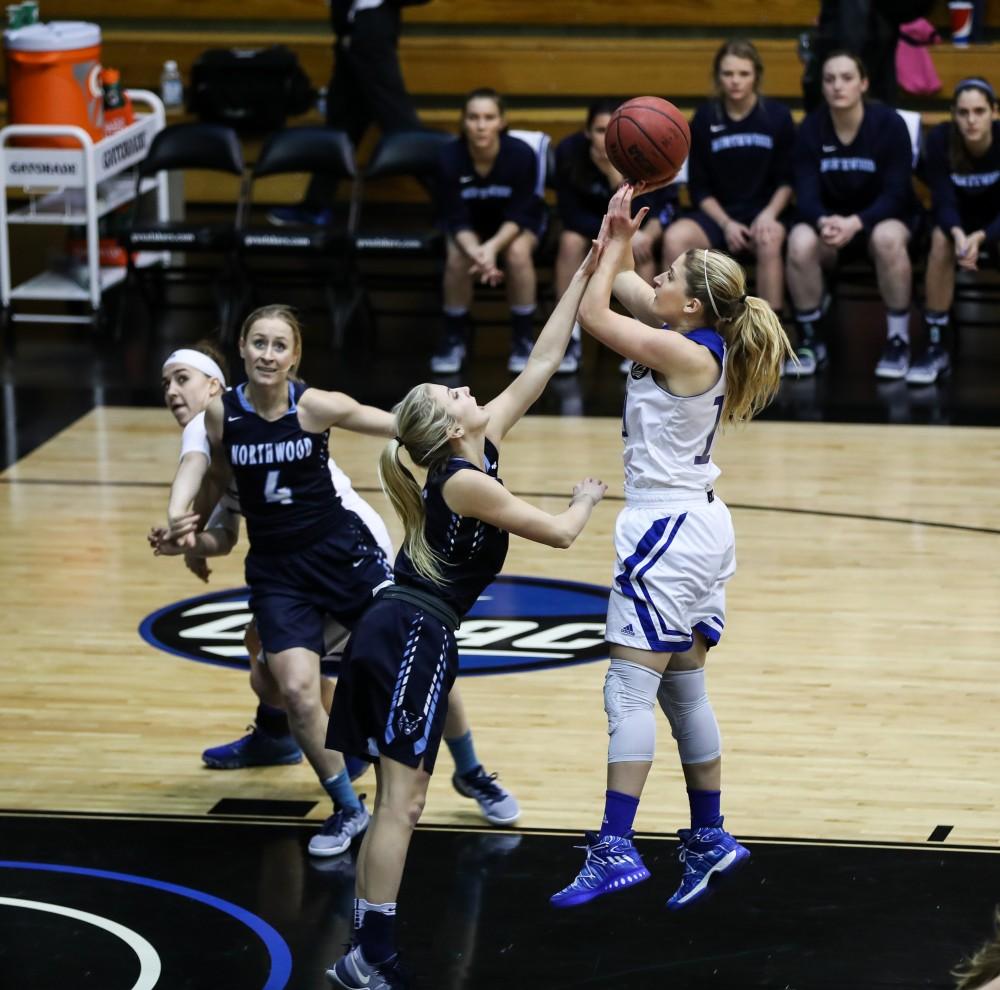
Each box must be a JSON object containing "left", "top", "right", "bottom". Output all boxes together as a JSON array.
[{"left": 188, "top": 46, "right": 315, "bottom": 134}]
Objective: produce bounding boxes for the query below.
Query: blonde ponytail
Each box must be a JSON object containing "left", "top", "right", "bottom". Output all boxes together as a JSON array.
[
  {"left": 378, "top": 384, "right": 458, "bottom": 587},
  {"left": 684, "top": 248, "right": 794, "bottom": 425}
]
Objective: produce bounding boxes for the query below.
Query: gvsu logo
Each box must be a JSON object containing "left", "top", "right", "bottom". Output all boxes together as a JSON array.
[{"left": 139, "top": 575, "right": 609, "bottom": 676}]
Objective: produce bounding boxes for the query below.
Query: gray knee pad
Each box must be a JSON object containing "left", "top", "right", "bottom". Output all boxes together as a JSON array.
[
  {"left": 657, "top": 667, "right": 722, "bottom": 765},
  {"left": 604, "top": 659, "right": 661, "bottom": 764}
]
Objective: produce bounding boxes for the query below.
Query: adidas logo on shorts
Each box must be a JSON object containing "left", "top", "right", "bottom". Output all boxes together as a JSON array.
[{"left": 620, "top": 623, "right": 636, "bottom": 636}]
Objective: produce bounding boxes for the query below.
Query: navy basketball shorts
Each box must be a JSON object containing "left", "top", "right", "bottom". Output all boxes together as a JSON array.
[
  {"left": 327, "top": 597, "right": 458, "bottom": 774},
  {"left": 245, "top": 512, "right": 393, "bottom": 657}
]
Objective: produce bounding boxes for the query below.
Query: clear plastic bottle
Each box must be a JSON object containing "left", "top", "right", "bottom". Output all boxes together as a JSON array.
[{"left": 159, "top": 59, "right": 184, "bottom": 109}]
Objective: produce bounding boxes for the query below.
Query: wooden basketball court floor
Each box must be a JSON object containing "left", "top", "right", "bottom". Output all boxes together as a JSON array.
[{"left": 2, "top": 407, "right": 999, "bottom": 988}]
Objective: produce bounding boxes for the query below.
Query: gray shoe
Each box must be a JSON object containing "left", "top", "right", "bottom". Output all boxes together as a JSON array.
[
  {"left": 430, "top": 337, "right": 466, "bottom": 374},
  {"left": 308, "top": 803, "right": 370, "bottom": 857},
  {"left": 452, "top": 766, "right": 520, "bottom": 825},
  {"left": 905, "top": 345, "right": 949, "bottom": 386},
  {"left": 784, "top": 341, "right": 827, "bottom": 378},
  {"left": 875, "top": 336, "right": 910, "bottom": 380}
]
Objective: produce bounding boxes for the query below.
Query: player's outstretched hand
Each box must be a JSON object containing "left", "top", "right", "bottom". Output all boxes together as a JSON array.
[
  {"left": 572, "top": 476, "right": 608, "bottom": 506},
  {"left": 606, "top": 184, "right": 649, "bottom": 243}
]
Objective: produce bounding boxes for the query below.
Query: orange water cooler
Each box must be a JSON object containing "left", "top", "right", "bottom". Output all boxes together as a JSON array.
[{"left": 3, "top": 21, "right": 103, "bottom": 147}]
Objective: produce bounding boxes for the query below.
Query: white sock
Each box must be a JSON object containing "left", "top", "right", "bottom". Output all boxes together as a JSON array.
[{"left": 887, "top": 310, "right": 910, "bottom": 343}]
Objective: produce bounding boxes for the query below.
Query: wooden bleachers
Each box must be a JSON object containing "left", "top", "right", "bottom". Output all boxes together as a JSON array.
[{"left": 4, "top": 1, "right": 998, "bottom": 204}]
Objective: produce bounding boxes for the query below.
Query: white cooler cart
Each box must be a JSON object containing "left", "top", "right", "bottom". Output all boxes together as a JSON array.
[{"left": 0, "top": 89, "right": 169, "bottom": 329}]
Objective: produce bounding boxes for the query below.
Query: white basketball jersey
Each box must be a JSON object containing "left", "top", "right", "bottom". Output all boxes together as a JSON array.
[{"left": 622, "top": 328, "right": 726, "bottom": 493}]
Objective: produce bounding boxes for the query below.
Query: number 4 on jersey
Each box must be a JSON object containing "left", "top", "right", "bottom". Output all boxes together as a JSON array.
[{"left": 264, "top": 470, "right": 293, "bottom": 504}]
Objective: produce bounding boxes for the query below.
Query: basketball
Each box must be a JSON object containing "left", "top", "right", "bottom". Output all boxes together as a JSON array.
[{"left": 605, "top": 96, "right": 691, "bottom": 185}]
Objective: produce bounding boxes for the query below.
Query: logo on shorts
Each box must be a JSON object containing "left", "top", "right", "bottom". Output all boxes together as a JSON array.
[
  {"left": 138, "top": 575, "right": 610, "bottom": 676},
  {"left": 620, "top": 623, "right": 636, "bottom": 636},
  {"left": 630, "top": 363, "right": 649, "bottom": 380},
  {"left": 394, "top": 709, "right": 425, "bottom": 738}
]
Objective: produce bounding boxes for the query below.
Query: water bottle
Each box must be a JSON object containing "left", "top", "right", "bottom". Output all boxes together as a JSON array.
[{"left": 159, "top": 59, "right": 184, "bottom": 109}]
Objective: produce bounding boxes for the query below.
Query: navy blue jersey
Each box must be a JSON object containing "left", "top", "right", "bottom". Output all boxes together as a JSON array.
[
  {"left": 437, "top": 132, "right": 546, "bottom": 238},
  {"left": 395, "top": 438, "right": 509, "bottom": 616},
  {"left": 924, "top": 121, "right": 1000, "bottom": 242},
  {"left": 554, "top": 130, "right": 677, "bottom": 239},
  {"left": 222, "top": 381, "right": 346, "bottom": 553},
  {"left": 687, "top": 97, "right": 795, "bottom": 224},
  {"left": 794, "top": 102, "right": 914, "bottom": 230}
]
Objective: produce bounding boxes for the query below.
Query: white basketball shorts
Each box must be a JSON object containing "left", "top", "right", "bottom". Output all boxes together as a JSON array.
[{"left": 605, "top": 488, "right": 736, "bottom": 654}]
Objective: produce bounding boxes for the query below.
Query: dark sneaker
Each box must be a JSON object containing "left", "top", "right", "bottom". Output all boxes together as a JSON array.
[
  {"left": 452, "top": 766, "right": 520, "bottom": 825},
  {"left": 430, "top": 336, "right": 466, "bottom": 374},
  {"left": 201, "top": 726, "right": 302, "bottom": 769},
  {"left": 507, "top": 335, "right": 534, "bottom": 373},
  {"left": 327, "top": 947, "right": 412, "bottom": 989},
  {"left": 266, "top": 205, "right": 334, "bottom": 227},
  {"left": 784, "top": 341, "right": 827, "bottom": 378},
  {"left": 666, "top": 821, "right": 750, "bottom": 911},
  {"left": 875, "top": 335, "right": 910, "bottom": 380},
  {"left": 308, "top": 803, "right": 370, "bottom": 857},
  {"left": 905, "top": 344, "right": 950, "bottom": 386},
  {"left": 550, "top": 830, "right": 651, "bottom": 908}
]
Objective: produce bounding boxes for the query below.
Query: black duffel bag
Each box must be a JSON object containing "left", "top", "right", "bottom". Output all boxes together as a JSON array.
[{"left": 188, "top": 45, "right": 315, "bottom": 133}]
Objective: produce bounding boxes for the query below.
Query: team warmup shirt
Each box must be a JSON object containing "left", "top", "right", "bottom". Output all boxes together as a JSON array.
[
  {"left": 437, "top": 132, "right": 546, "bottom": 238},
  {"left": 394, "top": 438, "right": 510, "bottom": 616},
  {"left": 687, "top": 97, "right": 796, "bottom": 224},
  {"left": 924, "top": 120, "right": 1000, "bottom": 242},
  {"left": 554, "top": 130, "right": 677, "bottom": 239},
  {"left": 221, "top": 381, "right": 346, "bottom": 553},
  {"left": 794, "top": 101, "right": 914, "bottom": 230},
  {"left": 622, "top": 329, "right": 726, "bottom": 494}
]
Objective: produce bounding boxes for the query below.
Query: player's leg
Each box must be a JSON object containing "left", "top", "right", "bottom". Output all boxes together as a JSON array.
[
  {"left": 201, "top": 619, "right": 302, "bottom": 769},
  {"left": 431, "top": 237, "right": 475, "bottom": 373},
  {"left": 267, "top": 645, "right": 368, "bottom": 856},
  {"left": 750, "top": 222, "right": 788, "bottom": 318},
  {"left": 908, "top": 225, "right": 954, "bottom": 385},
  {"left": 555, "top": 230, "right": 590, "bottom": 372},
  {"left": 503, "top": 229, "right": 540, "bottom": 373},
  {"left": 785, "top": 222, "right": 835, "bottom": 375},
  {"left": 870, "top": 218, "right": 914, "bottom": 379},
  {"left": 328, "top": 757, "right": 428, "bottom": 988},
  {"left": 445, "top": 686, "right": 520, "bottom": 825}
]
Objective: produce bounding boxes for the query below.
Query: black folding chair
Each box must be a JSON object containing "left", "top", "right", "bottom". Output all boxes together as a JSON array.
[
  {"left": 118, "top": 123, "right": 246, "bottom": 339},
  {"left": 235, "top": 127, "right": 361, "bottom": 347}
]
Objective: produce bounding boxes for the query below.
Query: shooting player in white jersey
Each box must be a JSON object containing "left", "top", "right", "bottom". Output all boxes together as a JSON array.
[{"left": 551, "top": 184, "right": 793, "bottom": 912}]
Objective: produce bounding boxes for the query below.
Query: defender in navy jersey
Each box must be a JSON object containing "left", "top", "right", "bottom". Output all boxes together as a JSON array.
[
  {"left": 663, "top": 40, "right": 795, "bottom": 322},
  {"left": 167, "top": 305, "right": 395, "bottom": 860},
  {"left": 155, "top": 340, "right": 523, "bottom": 834},
  {"left": 786, "top": 51, "right": 918, "bottom": 380},
  {"left": 554, "top": 99, "right": 676, "bottom": 372},
  {"left": 914, "top": 78, "right": 1000, "bottom": 385},
  {"left": 432, "top": 87, "right": 548, "bottom": 376},
  {"left": 325, "top": 246, "right": 609, "bottom": 990},
  {"left": 551, "top": 185, "right": 792, "bottom": 914}
]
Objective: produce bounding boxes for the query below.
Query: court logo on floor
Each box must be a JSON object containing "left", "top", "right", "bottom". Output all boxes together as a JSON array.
[{"left": 139, "top": 575, "right": 610, "bottom": 676}]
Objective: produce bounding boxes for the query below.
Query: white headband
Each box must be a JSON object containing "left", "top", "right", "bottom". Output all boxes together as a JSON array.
[
  {"left": 703, "top": 249, "right": 721, "bottom": 321},
  {"left": 162, "top": 348, "right": 226, "bottom": 387}
]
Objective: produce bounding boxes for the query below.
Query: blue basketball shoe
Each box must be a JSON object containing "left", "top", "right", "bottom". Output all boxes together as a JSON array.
[
  {"left": 666, "top": 821, "right": 750, "bottom": 911},
  {"left": 549, "top": 830, "right": 651, "bottom": 908},
  {"left": 201, "top": 726, "right": 302, "bottom": 769}
]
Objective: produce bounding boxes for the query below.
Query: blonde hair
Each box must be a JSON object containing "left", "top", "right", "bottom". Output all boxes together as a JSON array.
[
  {"left": 683, "top": 248, "right": 793, "bottom": 425},
  {"left": 954, "top": 907, "right": 1000, "bottom": 990},
  {"left": 239, "top": 304, "right": 303, "bottom": 378},
  {"left": 378, "top": 384, "right": 459, "bottom": 587}
]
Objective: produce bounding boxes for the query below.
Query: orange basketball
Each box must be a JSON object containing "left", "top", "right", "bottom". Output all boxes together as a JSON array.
[{"left": 605, "top": 96, "right": 690, "bottom": 185}]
